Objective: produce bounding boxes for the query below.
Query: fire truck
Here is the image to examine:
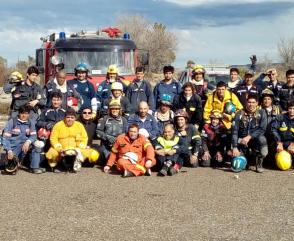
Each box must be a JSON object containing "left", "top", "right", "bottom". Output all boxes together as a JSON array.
[{"left": 35, "top": 27, "right": 148, "bottom": 89}]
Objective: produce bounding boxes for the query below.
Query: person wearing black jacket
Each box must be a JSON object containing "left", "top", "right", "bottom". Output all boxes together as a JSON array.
[
  {"left": 79, "top": 107, "right": 97, "bottom": 148},
  {"left": 232, "top": 95, "right": 268, "bottom": 173},
  {"left": 279, "top": 69, "right": 294, "bottom": 111},
  {"left": 173, "top": 82, "right": 202, "bottom": 128}
]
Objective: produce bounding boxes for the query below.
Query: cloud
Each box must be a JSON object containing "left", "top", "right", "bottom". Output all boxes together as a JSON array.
[{"left": 162, "top": 0, "right": 292, "bottom": 6}]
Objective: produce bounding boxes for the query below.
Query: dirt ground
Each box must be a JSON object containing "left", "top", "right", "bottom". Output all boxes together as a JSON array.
[{"left": 0, "top": 166, "right": 293, "bottom": 241}]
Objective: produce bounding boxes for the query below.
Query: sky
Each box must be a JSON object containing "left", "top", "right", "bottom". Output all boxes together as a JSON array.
[{"left": 1, "top": 0, "right": 294, "bottom": 67}]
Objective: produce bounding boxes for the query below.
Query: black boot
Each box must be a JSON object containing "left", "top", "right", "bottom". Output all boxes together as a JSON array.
[{"left": 256, "top": 155, "right": 264, "bottom": 173}]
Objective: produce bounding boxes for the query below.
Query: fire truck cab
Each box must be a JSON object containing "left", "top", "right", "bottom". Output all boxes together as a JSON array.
[{"left": 36, "top": 28, "right": 148, "bottom": 89}]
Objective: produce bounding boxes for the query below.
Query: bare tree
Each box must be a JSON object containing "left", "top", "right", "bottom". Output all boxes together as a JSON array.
[
  {"left": 116, "top": 15, "right": 177, "bottom": 73},
  {"left": 278, "top": 38, "right": 294, "bottom": 69}
]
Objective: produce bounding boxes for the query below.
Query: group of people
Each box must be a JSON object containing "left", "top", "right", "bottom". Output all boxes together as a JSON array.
[{"left": 0, "top": 61, "right": 293, "bottom": 176}]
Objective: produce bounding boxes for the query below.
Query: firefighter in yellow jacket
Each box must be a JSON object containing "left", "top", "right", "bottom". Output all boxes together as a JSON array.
[
  {"left": 204, "top": 81, "right": 243, "bottom": 130},
  {"left": 45, "top": 108, "right": 99, "bottom": 172}
]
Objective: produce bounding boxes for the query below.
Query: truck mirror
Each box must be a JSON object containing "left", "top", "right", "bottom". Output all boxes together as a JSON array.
[{"left": 50, "top": 56, "right": 64, "bottom": 65}]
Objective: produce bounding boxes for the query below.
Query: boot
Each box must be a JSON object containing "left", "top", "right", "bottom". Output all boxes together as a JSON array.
[
  {"left": 159, "top": 161, "right": 172, "bottom": 176},
  {"left": 122, "top": 169, "right": 135, "bottom": 178},
  {"left": 256, "top": 155, "right": 264, "bottom": 173}
]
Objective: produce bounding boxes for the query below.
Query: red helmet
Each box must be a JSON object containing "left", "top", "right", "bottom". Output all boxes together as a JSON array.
[
  {"left": 174, "top": 109, "right": 189, "bottom": 119},
  {"left": 37, "top": 128, "right": 51, "bottom": 139}
]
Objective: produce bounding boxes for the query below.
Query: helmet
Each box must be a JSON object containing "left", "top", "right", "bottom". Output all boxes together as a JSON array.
[
  {"left": 159, "top": 94, "right": 172, "bottom": 106},
  {"left": 224, "top": 102, "right": 236, "bottom": 114},
  {"left": 261, "top": 89, "right": 274, "bottom": 99},
  {"left": 109, "top": 99, "right": 121, "bottom": 109},
  {"left": 231, "top": 156, "right": 247, "bottom": 172},
  {"left": 123, "top": 152, "right": 139, "bottom": 164},
  {"left": 275, "top": 150, "right": 292, "bottom": 171},
  {"left": 209, "top": 110, "right": 223, "bottom": 119},
  {"left": 34, "top": 140, "right": 45, "bottom": 152},
  {"left": 192, "top": 65, "right": 205, "bottom": 74},
  {"left": 88, "top": 149, "right": 99, "bottom": 164},
  {"left": 174, "top": 109, "right": 189, "bottom": 119},
  {"left": 4, "top": 156, "right": 19, "bottom": 174},
  {"left": 111, "top": 82, "right": 123, "bottom": 91},
  {"left": 107, "top": 64, "right": 118, "bottom": 74},
  {"left": 74, "top": 63, "right": 89, "bottom": 72},
  {"left": 8, "top": 71, "right": 23, "bottom": 83},
  {"left": 37, "top": 128, "right": 51, "bottom": 139}
]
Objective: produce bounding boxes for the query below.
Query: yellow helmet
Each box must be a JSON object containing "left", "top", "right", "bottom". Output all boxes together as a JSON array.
[
  {"left": 107, "top": 64, "right": 118, "bottom": 74},
  {"left": 275, "top": 150, "right": 292, "bottom": 171},
  {"left": 209, "top": 110, "right": 223, "bottom": 119},
  {"left": 192, "top": 65, "right": 205, "bottom": 74},
  {"left": 111, "top": 82, "right": 123, "bottom": 91},
  {"left": 89, "top": 149, "right": 99, "bottom": 163},
  {"left": 9, "top": 71, "right": 23, "bottom": 83},
  {"left": 109, "top": 99, "right": 121, "bottom": 109}
]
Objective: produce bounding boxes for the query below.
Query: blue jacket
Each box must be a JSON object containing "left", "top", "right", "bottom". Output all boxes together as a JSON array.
[
  {"left": 36, "top": 108, "right": 66, "bottom": 130},
  {"left": 68, "top": 79, "right": 97, "bottom": 112},
  {"left": 126, "top": 80, "right": 155, "bottom": 111},
  {"left": 2, "top": 118, "right": 37, "bottom": 152},
  {"left": 153, "top": 80, "right": 181, "bottom": 109},
  {"left": 44, "top": 79, "right": 81, "bottom": 109},
  {"left": 127, "top": 113, "right": 159, "bottom": 140}
]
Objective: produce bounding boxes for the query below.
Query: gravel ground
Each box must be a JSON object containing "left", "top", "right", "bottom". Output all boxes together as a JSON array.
[{"left": 0, "top": 166, "right": 293, "bottom": 241}]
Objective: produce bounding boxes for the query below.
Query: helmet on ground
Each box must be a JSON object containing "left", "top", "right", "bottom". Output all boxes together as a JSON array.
[
  {"left": 231, "top": 155, "right": 247, "bottom": 172},
  {"left": 34, "top": 140, "right": 45, "bottom": 152},
  {"left": 107, "top": 64, "right": 118, "bottom": 74},
  {"left": 4, "top": 156, "right": 19, "bottom": 173},
  {"left": 37, "top": 128, "right": 51, "bottom": 140},
  {"left": 111, "top": 82, "right": 123, "bottom": 91},
  {"left": 89, "top": 149, "right": 99, "bottom": 164},
  {"left": 109, "top": 99, "right": 121, "bottom": 109},
  {"left": 275, "top": 150, "right": 292, "bottom": 171},
  {"left": 74, "top": 63, "right": 89, "bottom": 72},
  {"left": 159, "top": 94, "right": 172, "bottom": 106},
  {"left": 174, "top": 109, "right": 189, "bottom": 119},
  {"left": 9, "top": 71, "right": 23, "bottom": 83},
  {"left": 209, "top": 110, "right": 223, "bottom": 119},
  {"left": 224, "top": 102, "right": 236, "bottom": 114}
]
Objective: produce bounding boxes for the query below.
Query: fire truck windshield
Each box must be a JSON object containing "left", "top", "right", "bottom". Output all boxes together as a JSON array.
[{"left": 58, "top": 49, "right": 135, "bottom": 75}]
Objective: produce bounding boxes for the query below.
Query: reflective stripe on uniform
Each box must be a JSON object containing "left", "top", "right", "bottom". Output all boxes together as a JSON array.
[
  {"left": 135, "top": 164, "right": 146, "bottom": 173},
  {"left": 144, "top": 142, "right": 151, "bottom": 150}
]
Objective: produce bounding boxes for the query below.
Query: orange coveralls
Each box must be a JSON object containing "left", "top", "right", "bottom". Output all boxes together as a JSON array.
[{"left": 107, "top": 134, "right": 156, "bottom": 176}]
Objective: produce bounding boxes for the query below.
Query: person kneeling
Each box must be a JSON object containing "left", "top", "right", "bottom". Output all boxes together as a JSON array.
[
  {"left": 45, "top": 108, "right": 99, "bottom": 173},
  {"left": 103, "top": 124, "right": 156, "bottom": 177}
]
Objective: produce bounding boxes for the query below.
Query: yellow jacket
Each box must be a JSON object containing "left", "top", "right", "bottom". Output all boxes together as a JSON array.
[
  {"left": 50, "top": 120, "right": 88, "bottom": 151},
  {"left": 203, "top": 90, "right": 243, "bottom": 129}
]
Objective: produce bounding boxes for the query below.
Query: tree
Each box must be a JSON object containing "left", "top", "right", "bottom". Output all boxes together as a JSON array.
[
  {"left": 0, "top": 56, "right": 9, "bottom": 87},
  {"left": 278, "top": 38, "right": 294, "bottom": 69},
  {"left": 116, "top": 15, "right": 177, "bottom": 73}
]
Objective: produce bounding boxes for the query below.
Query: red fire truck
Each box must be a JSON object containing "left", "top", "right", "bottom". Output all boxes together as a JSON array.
[{"left": 35, "top": 27, "right": 148, "bottom": 89}]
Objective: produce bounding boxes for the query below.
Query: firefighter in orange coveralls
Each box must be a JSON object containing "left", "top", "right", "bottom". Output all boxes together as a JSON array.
[{"left": 103, "top": 123, "right": 156, "bottom": 177}]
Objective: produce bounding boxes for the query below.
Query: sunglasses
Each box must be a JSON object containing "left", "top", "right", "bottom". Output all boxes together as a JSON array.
[{"left": 83, "top": 111, "right": 92, "bottom": 114}]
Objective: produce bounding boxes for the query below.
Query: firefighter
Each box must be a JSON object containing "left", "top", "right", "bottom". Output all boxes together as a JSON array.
[
  {"left": 154, "top": 94, "right": 174, "bottom": 134},
  {"left": 201, "top": 110, "right": 227, "bottom": 167},
  {"left": 254, "top": 68, "right": 283, "bottom": 105},
  {"left": 153, "top": 124, "right": 187, "bottom": 176},
  {"left": 96, "top": 64, "right": 127, "bottom": 111},
  {"left": 44, "top": 70, "right": 81, "bottom": 109},
  {"left": 227, "top": 68, "right": 242, "bottom": 92},
  {"left": 67, "top": 63, "right": 97, "bottom": 117},
  {"left": 179, "top": 60, "right": 195, "bottom": 84},
  {"left": 234, "top": 70, "right": 260, "bottom": 107},
  {"left": 96, "top": 100, "right": 128, "bottom": 165},
  {"left": 45, "top": 108, "right": 99, "bottom": 172},
  {"left": 103, "top": 123, "right": 156, "bottom": 177},
  {"left": 272, "top": 100, "right": 294, "bottom": 156},
  {"left": 204, "top": 81, "right": 243, "bottom": 130},
  {"left": 153, "top": 65, "right": 181, "bottom": 109},
  {"left": 172, "top": 82, "right": 203, "bottom": 128},
  {"left": 128, "top": 101, "right": 159, "bottom": 140},
  {"left": 4, "top": 66, "right": 46, "bottom": 121},
  {"left": 2, "top": 105, "right": 44, "bottom": 174},
  {"left": 232, "top": 95, "right": 268, "bottom": 173},
  {"left": 190, "top": 65, "right": 210, "bottom": 105},
  {"left": 174, "top": 110, "right": 202, "bottom": 168},
  {"left": 99, "top": 82, "right": 133, "bottom": 117},
  {"left": 126, "top": 66, "right": 155, "bottom": 112},
  {"left": 279, "top": 69, "right": 294, "bottom": 111}
]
